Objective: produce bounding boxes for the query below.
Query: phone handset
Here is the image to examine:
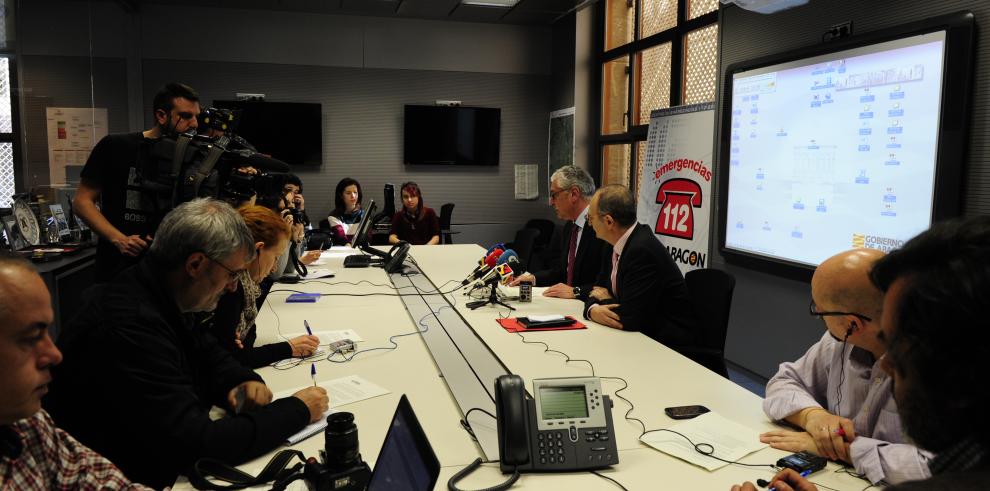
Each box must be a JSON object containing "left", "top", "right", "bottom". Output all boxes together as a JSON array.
[
  {"left": 382, "top": 241, "right": 410, "bottom": 273},
  {"left": 495, "top": 375, "right": 530, "bottom": 467}
]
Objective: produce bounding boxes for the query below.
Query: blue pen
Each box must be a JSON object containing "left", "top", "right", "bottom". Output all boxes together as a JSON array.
[
  {"left": 304, "top": 320, "right": 313, "bottom": 336},
  {"left": 310, "top": 363, "right": 317, "bottom": 387}
]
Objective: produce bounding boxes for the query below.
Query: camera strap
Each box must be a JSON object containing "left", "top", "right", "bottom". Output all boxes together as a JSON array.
[
  {"left": 187, "top": 449, "right": 305, "bottom": 490},
  {"left": 190, "top": 144, "right": 226, "bottom": 199},
  {"left": 170, "top": 134, "right": 194, "bottom": 177}
]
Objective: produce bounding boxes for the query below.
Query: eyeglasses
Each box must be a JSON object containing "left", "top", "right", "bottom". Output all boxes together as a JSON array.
[
  {"left": 548, "top": 188, "right": 571, "bottom": 202},
  {"left": 809, "top": 299, "right": 872, "bottom": 322},
  {"left": 176, "top": 111, "right": 196, "bottom": 120},
  {"left": 204, "top": 254, "right": 245, "bottom": 281}
]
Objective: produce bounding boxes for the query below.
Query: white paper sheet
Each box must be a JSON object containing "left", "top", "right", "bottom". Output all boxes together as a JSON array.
[
  {"left": 303, "top": 268, "right": 335, "bottom": 279},
  {"left": 639, "top": 412, "right": 766, "bottom": 471},
  {"left": 276, "top": 375, "right": 390, "bottom": 444}
]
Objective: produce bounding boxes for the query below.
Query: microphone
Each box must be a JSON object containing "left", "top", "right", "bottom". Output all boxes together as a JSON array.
[
  {"left": 486, "top": 242, "right": 506, "bottom": 255},
  {"left": 495, "top": 249, "right": 518, "bottom": 267},
  {"left": 474, "top": 263, "right": 515, "bottom": 288},
  {"left": 495, "top": 264, "right": 515, "bottom": 285},
  {"left": 502, "top": 255, "right": 522, "bottom": 277},
  {"left": 461, "top": 248, "right": 504, "bottom": 285}
]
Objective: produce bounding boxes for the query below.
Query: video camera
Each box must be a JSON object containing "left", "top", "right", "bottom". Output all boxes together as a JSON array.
[{"left": 137, "top": 107, "right": 295, "bottom": 219}]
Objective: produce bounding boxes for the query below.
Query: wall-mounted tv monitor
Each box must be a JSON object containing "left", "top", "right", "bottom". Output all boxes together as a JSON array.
[
  {"left": 404, "top": 105, "right": 500, "bottom": 166},
  {"left": 213, "top": 100, "right": 323, "bottom": 166},
  {"left": 718, "top": 12, "right": 974, "bottom": 276}
]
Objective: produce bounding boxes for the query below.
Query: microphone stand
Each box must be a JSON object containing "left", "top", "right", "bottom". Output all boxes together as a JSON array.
[{"left": 465, "top": 278, "right": 515, "bottom": 311}]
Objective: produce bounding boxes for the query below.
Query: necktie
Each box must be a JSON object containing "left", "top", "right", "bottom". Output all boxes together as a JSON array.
[
  {"left": 566, "top": 224, "right": 579, "bottom": 286},
  {"left": 610, "top": 250, "right": 620, "bottom": 297}
]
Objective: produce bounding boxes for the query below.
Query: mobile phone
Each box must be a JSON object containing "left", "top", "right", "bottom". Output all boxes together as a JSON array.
[{"left": 664, "top": 405, "right": 710, "bottom": 419}]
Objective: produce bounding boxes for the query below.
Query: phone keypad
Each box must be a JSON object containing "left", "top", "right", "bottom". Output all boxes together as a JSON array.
[{"left": 537, "top": 431, "right": 569, "bottom": 465}]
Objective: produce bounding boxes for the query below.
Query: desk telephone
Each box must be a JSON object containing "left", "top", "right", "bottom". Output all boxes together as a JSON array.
[
  {"left": 448, "top": 375, "right": 619, "bottom": 490},
  {"left": 496, "top": 375, "right": 619, "bottom": 473},
  {"left": 449, "top": 375, "right": 619, "bottom": 490}
]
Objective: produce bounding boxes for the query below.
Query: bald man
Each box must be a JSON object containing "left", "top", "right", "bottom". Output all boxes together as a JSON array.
[{"left": 761, "top": 249, "right": 931, "bottom": 485}]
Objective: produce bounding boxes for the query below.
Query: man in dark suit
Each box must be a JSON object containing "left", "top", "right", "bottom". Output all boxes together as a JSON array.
[
  {"left": 509, "top": 165, "right": 610, "bottom": 299},
  {"left": 583, "top": 185, "right": 696, "bottom": 348}
]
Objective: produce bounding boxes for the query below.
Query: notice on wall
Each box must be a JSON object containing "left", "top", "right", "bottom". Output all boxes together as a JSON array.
[
  {"left": 515, "top": 164, "right": 539, "bottom": 200},
  {"left": 46, "top": 107, "right": 108, "bottom": 186},
  {"left": 637, "top": 103, "right": 715, "bottom": 274}
]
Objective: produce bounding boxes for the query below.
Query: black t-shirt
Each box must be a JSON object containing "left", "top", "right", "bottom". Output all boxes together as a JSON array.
[{"left": 80, "top": 132, "right": 160, "bottom": 280}]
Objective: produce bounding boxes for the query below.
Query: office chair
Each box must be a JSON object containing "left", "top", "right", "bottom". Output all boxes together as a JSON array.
[
  {"left": 439, "top": 203, "right": 459, "bottom": 244},
  {"left": 507, "top": 228, "right": 540, "bottom": 271},
  {"left": 523, "top": 219, "right": 555, "bottom": 271},
  {"left": 680, "top": 268, "right": 736, "bottom": 379}
]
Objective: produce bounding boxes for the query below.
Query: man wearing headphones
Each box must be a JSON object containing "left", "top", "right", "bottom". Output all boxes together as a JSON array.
[{"left": 760, "top": 248, "right": 930, "bottom": 485}]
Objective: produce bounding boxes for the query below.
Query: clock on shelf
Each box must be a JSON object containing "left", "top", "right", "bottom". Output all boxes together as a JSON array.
[{"left": 12, "top": 198, "right": 41, "bottom": 246}]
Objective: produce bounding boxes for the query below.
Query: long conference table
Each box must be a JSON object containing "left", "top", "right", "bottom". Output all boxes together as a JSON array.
[{"left": 173, "top": 244, "right": 872, "bottom": 490}]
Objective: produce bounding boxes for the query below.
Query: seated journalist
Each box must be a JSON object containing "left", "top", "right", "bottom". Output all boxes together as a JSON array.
[
  {"left": 733, "top": 216, "right": 990, "bottom": 491},
  {"left": 761, "top": 248, "right": 930, "bottom": 485},
  {"left": 321, "top": 177, "right": 365, "bottom": 245},
  {"left": 389, "top": 181, "right": 440, "bottom": 245},
  {"left": 582, "top": 185, "right": 696, "bottom": 348},
  {"left": 1, "top": 253, "right": 151, "bottom": 490},
  {"left": 47, "top": 198, "right": 329, "bottom": 488},
  {"left": 201, "top": 205, "right": 319, "bottom": 369},
  {"left": 509, "top": 165, "right": 610, "bottom": 300}
]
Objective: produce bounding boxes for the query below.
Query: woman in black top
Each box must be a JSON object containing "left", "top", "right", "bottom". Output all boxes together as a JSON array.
[
  {"left": 389, "top": 181, "right": 441, "bottom": 246},
  {"left": 206, "top": 205, "right": 320, "bottom": 368}
]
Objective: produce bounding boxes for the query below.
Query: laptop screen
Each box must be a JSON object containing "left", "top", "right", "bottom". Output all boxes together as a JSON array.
[{"left": 367, "top": 395, "right": 440, "bottom": 491}]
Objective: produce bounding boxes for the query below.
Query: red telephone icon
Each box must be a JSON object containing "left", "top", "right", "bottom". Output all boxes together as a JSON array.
[{"left": 655, "top": 178, "right": 703, "bottom": 240}]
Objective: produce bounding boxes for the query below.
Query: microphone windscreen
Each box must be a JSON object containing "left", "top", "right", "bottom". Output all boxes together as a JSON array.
[
  {"left": 486, "top": 242, "right": 506, "bottom": 255},
  {"left": 504, "top": 255, "right": 521, "bottom": 269},
  {"left": 484, "top": 249, "right": 503, "bottom": 268},
  {"left": 496, "top": 249, "right": 519, "bottom": 266}
]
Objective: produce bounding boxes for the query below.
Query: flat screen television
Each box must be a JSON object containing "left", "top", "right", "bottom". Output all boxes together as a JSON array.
[
  {"left": 717, "top": 12, "right": 974, "bottom": 277},
  {"left": 404, "top": 105, "right": 500, "bottom": 166},
  {"left": 213, "top": 100, "right": 323, "bottom": 166}
]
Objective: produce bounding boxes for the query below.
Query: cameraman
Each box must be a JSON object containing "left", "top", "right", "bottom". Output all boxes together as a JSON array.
[{"left": 73, "top": 82, "right": 201, "bottom": 281}]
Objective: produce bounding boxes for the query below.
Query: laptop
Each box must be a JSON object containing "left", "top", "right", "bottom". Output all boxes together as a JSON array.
[{"left": 367, "top": 394, "right": 441, "bottom": 491}]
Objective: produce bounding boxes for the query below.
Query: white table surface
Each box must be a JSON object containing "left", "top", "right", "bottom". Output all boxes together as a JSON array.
[{"left": 172, "top": 244, "right": 873, "bottom": 491}]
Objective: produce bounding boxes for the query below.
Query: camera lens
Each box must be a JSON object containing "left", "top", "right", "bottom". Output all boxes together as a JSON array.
[{"left": 324, "top": 412, "right": 360, "bottom": 470}]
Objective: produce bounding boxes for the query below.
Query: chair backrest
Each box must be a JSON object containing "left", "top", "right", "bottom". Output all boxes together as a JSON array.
[
  {"left": 524, "top": 219, "right": 555, "bottom": 250},
  {"left": 684, "top": 268, "right": 736, "bottom": 354},
  {"left": 511, "top": 228, "right": 541, "bottom": 271},
  {"left": 439, "top": 203, "right": 455, "bottom": 244}
]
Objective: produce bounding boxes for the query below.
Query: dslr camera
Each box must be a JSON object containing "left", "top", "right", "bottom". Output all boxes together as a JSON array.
[{"left": 304, "top": 412, "right": 371, "bottom": 491}]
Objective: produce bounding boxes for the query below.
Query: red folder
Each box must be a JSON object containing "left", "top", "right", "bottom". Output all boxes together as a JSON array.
[{"left": 496, "top": 316, "right": 586, "bottom": 333}]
